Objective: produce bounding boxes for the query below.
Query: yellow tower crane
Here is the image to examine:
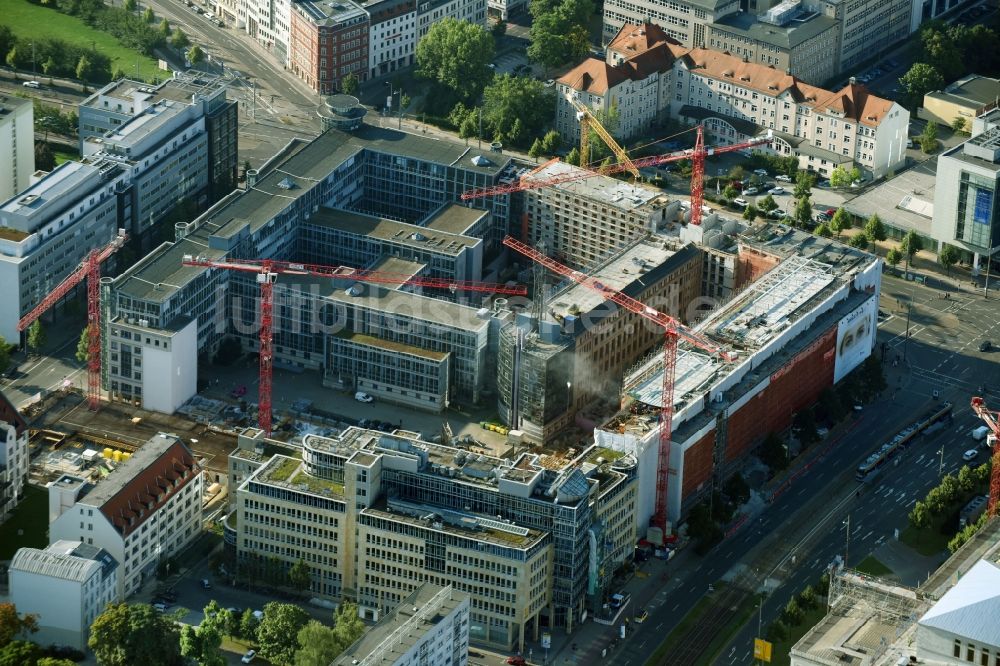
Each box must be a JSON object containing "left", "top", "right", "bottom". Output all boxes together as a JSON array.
[{"left": 571, "top": 98, "right": 640, "bottom": 179}]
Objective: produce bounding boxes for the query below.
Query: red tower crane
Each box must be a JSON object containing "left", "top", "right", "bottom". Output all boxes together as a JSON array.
[
  {"left": 503, "top": 236, "right": 734, "bottom": 532},
  {"left": 970, "top": 396, "right": 1000, "bottom": 517},
  {"left": 17, "top": 231, "right": 128, "bottom": 410},
  {"left": 463, "top": 127, "right": 772, "bottom": 227},
  {"left": 181, "top": 255, "right": 528, "bottom": 435}
]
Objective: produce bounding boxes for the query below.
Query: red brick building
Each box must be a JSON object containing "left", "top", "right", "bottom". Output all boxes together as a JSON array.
[{"left": 290, "top": 0, "right": 369, "bottom": 95}]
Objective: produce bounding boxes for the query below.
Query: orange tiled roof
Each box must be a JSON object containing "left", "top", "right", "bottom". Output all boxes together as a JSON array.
[
  {"left": 607, "top": 22, "right": 675, "bottom": 58},
  {"left": 558, "top": 59, "right": 630, "bottom": 95}
]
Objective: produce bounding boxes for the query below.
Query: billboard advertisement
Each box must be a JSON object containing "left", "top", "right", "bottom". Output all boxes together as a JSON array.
[
  {"left": 974, "top": 187, "right": 993, "bottom": 226},
  {"left": 834, "top": 297, "right": 877, "bottom": 383}
]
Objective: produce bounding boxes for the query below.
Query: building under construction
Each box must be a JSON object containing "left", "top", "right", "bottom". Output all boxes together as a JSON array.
[{"left": 595, "top": 222, "right": 882, "bottom": 525}]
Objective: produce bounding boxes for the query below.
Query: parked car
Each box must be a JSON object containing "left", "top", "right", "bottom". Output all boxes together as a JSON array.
[
  {"left": 23, "top": 80, "right": 41, "bottom": 88},
  {"left": 241, "top": 650, "right": 257, "bottom": 664},
  {"left": 354, "top": 391, "right": 374, "bottom": 403},
  {"left": 544, "top": 79, "right": 555, "bottom": 87},
  {"left": 153, "top": 602, "right": 168, "bottom": 613},
  {"left": 200, "top": 578, "right": 212, "bottom": 589},
  {"left": 769, "top": 208, "right": 787, "bottom": 218},
  {"left": 231, "top": 385, "right": 247, "bottom": 398},
  {"left": 733, "top": 197, "right": 749, "bottom": 208},
  {"left": 963, "top": 449, "right": 979, "bottom": 462},
  {"left": 775, "top": 174, "right": 793, "bottom": 182},
  {"left": 743, "top": 187, "right": 759, "bottom": 196},
  {"left": 770, "top": 186, "right": 785, "bottom": 195},
  {"left": 506, "top": 657, "right": 526, "bottom": 666},
  {"left": 979, "top": 340, "right": 992, "bottom": 352},
  {"left": 753, "top": 168, "right": 768, "bottom": 177},
  {"left": 634, "top": 608, "right": 649, "bottom": 623}
]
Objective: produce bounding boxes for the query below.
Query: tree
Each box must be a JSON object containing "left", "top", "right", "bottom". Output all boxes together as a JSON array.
[
  {"left": 743, "top": 204, "right": 759, "bottom": 221},
  {"left": 89, "top": 603, "right": 183, "bottom": 666},
  {"left": 782, "top": 598, "right": 803, "bottom": 626},
  {"left": 187, "top": 45, "right": 205, "bottom": 65},
  {"left": 958, "top": 465, "right": 977, "bottom": 494},
  {"left": 256, "top": 602, "right": 310, "bottom": 666},
  {"left": 939, "top": 243, "right": 960, "bottom": 275},
  {"left": 759, "top": 432, "right": 788, "bottom": 471},
  {"left": 294, "top": 621, "right": 345, "bottom": 666},
  {"left": 27, "top": 320, "right": 46, "bottom": 353},
  {"left": 864, "top": 214, "right": 887, "bottom": 243},
  {"left": 900, "top": 62, "right": 945, "bottom": 103},
  {"left": 830, "top": 208, "right": 851, "bottom": 237},
  {"left": 722, "top": 184, "right": 739, "bottom": 202},
  {"left": 794, "top": 196, "right": 813, "bottom": 228},
  {"left": 951, "top": 115, "right": 969, "bottom": 134},
  {"left": 171, "top": 29, "right": 189, "bottom": 50},
  {"left": 180, "top": 605, "right": 226, "bottom": 666},
  {"left": 42, "top": 55, "right": 56, "bottom": 79},
  {"left": 527, "top": 13, "right": 567, "bottom": 70},
  {"left": 37, "top": 658, "right": 78, "bottom": 666},
  {"left": 723, "top": 472, "right": 750, "bottom": 504},
  {"left": 901, "top": 230, "right": 925, "bottom": 271},
  {"left": 416, "top": 18, "right": 495, "bottom": 103},
  {"left": 6, "top": 48, "right": 20, "bottom": 77},
  {"left": 758, "top": 194, "right": 778, "bottom": 213},
  {"left": 341, "top": 73, "right": 359, "bottom": 96},
  {"left": 35, "top": 142, "right": 55, "bottom": 171},
  {"left": 0, "top": 641, "right": 41, "bottom": 666},
  {"left": 0, "top": 603, "right": 38, "bottom": 647},
  {"left": 849, "top": 234, "right": 869, "bottom": 249},
  {"left": 829, "top": 165, "right": 852, "bottom": 188},
  {"left": 458, "top": 115, "right": 477, "bottom": 143},
  {"left": 124, "top": 0, "right": 137, "bottom": 11},
  {"left": 813, "top": 222, "right": 831, "bottom": 238},
  {"left": 288, "top": 559, "right": 312, "bottom": 594},
  {"left": 767, "top": 619, "right": 788, "bottom": 642},
  {"left": 793, "top": 171, "right": 815, "bottom": 200},
  {"left": 75, "top": 54, "right": 93, "bottom": 82},
  {"left": 585, "top": 103, "right": 620, "bottom": 161},
  {"left": 143, "top": 7, "right": 155, "bottom": 22},
  {"left": 492, "top": 19, "right": 507, "bottom": 38},
  {"left": 540, "top": 129, "right": 561, "bottom": 154},
  {"left": 886, "top": 248, "right": 902, "bottom": 267},
  {"left": 909, "top": 500, "right": 931, "bottom": 529},
  {"left": 528, "top": 137, "right": 543, "bottom": 160},
  {"left": 0, "top": 336, "right": 11, "bottom": 374},
  {"left": 481, "top": 75, "right": 553, "bottom": 146},
  {"left": 159, "top": 19, "right": 171, "bottom": 38},
  {"left": 565, "top": 147, "right": 580, "bottom": 166},
  {"left": 239, "top": 609, "right": 260, "bottom": 642},
  {"left": 728, "top": 165, "right": 745, "bottom": 181},
  {"left": 922, "top": 27, "right": 963, "bottom": 81},
  {"left": 920, "top": 120, "right": 939, "bottom": 154},
  {"left": 331, "top": 603, "right": 364, "bottom": 649}
]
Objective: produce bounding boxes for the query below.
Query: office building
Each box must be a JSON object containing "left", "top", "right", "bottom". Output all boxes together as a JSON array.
[
  {"left": 522, "top": 161, "right": 675, "bottom": 269},
  {"left": 289, "top": 0, "right": 369, "bottom": 94},
  {"left": 705, "top": 10, "right": 840, "bottom": 85},
  {"left": 0, "top": 390, "right": 28, "bottom": 524},
  {"left": 557, "top": 26, "right": 909, "bottom": 179},
  {"left": 602, "top": 0, "right": 737, "bottom": 48},
  {"left": 334, "top": 584, "right": 471, "bottom": 666},
  {"left": 596, "top": 223, "right": 881, "bottom": 525},
  {"left": 0, "top": 94, "right": 34, "bottom": 203},
  {"left": 417, "top": 0, "right": 487, "bottom": 42},
  {"left": 231, "top": 425, "right": 638, "bottom": 650},
  {"left": 800, "top": 0, "right": 921, "bottom": 75},
  {"left": 79, "top": 74, "right": 239, "bottom": 242},
  {"left": 0, "top": 161, "right": 124, "bottom": 343},
  {"left": 931, "top": 121, "right": 1000, "bottom": 271},
  {"left": 106, "top": 124, "right": 515, "bottom": 414},
  {"left": 9, "top": 541, "right": 119, "bottom": 651},
  {"left": 487, "top": 0, "right": 526, "bottom": 20},
  {"left": 497, "top": 237, "right": 702, "bottom": 442},
  {"left": 920, "top": 74, "right": 1000, "bottom": 134},
  {"left": 368, "top": 0, "right": 418, "bottom": 80},
  {"left": 48, "top": 433, "right": 203, "bottom": 598},
  {"left": 238, "top": 0, "right": 293, "bottom": 62},
  {"left": 915, "top": 559, "right": 1000, "bottom": 665}
]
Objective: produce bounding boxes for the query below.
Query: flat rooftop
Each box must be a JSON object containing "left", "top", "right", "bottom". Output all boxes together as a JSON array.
[
  {"left": 306, "top": 206, "right": 481, "bottom": 256},
  {"left": 423, "top": 202, "right": 489, "bottom": 235},
  {"left": 115, "top": 123, "right": 508, "bottom": 304},
  {"left": 367, "top": 255, "right": 427, "bottom": 284},
  {"left": 333, "top": 585, "right": 468, "bottom": 666},
  {"left": 102, "top": 100, "right": 187, "bottom": 148},
  {"left": 526, "top": 161, "right": 668, "bottom": 212},
  {"left": 927, "top": 74, "right": 1000, "bottom": 108},
  {"left": 712, "top": 10, "right": 839, "bottom": 49},
  {"left": 294, "top": 0, "right": 367, "bottom": 25},
  {"left": 548, "top": 235, "right": 682, "bottom": 319},
  {"left": 845, "top": 160, "right": 937, "bottom": 236},
  {"left": 0, "top": 161, "right": 101, "bottom": 230},
  {"left": 334, "top": 329, "right": 450, "bottom": 361},
  {"left": 80, "top": 73, "right": 228, "bottom": 109}
]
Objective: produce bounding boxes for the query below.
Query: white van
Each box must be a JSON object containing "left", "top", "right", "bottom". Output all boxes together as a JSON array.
[{"left": 971, "top": 425, "right": 989, "bottom": 441}]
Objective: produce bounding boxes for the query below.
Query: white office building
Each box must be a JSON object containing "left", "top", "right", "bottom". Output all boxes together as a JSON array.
[
  {"left": 333, "top": 584, "right": 471, "bottom": 666},
  {"left": 0, "top": 93, "right": 34, "bottom": 203},
  {"left": 0, "top": 390, "right": 29, "bottom": 524},
  {"left": 48, "top": 433, "right": 203, "bottom": 598},
  {"left": 9, "top": 540, "right": 119, "bottom": 651}
]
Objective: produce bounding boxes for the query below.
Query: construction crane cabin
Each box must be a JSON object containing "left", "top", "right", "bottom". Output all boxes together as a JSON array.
[{"left": 970, "top": 396, "right": 1000, "bottom": 517}]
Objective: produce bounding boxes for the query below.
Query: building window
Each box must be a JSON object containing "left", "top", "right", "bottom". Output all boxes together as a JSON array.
[{"left": 969, "top": 645, "right": 976, "bottom": 662}]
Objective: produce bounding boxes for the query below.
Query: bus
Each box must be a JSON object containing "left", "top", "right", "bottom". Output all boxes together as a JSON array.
[{"left": 856, "top": 401, "right": 953, "bottom": 482}]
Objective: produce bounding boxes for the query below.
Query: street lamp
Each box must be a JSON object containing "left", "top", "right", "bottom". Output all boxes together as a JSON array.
[
  {"left": 938, "top": 447, "right": 945, "bottom": 476},
  {"left": 384, "top": 81, "right": 393, "bottom": 116},
  {"left": 842, "top": 514, "right": 851, "bottom": 568}
]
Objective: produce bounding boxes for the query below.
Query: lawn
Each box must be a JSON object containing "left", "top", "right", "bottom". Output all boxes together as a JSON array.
[
  {"left": 768, "top": 605, "right": 827, "bottom": 666},
  {"left": 2, "top": 0, "right": 162, "bottom": 82},
  {"left": 54, "top": 148, "right": 80, "bottom": 166},
  {"left": 900, "top": 520, "right": 952, "bottom": 557},
  {"left": 854, "top": 555, "right": 893, "bottom": 577},
  {"left": 0, "top": 485, "right": 49, "bottom": 560}
]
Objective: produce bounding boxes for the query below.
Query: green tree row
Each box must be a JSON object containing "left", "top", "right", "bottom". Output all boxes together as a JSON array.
[
  {"left": 899, "top": 21, "right": 1000, "bottom": 106},
  {"left": 1, "top": 27, "right": 114, "bottom": 84},
  {"left": 527, "top": 0, "right": 593, "bottom": 71}
]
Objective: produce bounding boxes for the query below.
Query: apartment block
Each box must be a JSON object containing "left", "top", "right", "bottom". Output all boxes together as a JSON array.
[
  {"left": 0, "top": 161, "right": 124, "bottom": 343},
  {"left": 0, "top": 94, "right": 34, "bottom": 203},
  {"left": 106, "top": 316, "right": 198, "bottom": 412},
  {"left": 9, "top": 541, "right": 118, "bottom": 651},
  {"left": 106, "top": 124, "right": 514, "bottom": 414},
  {"left": 522, "top": 162, "right": 674, "bottom": 269},
  {"left": 79, "top": 74, "right": 239, "bottom": 242},
  {"left": 557, "top": 25, "right": 909, "bottom": 180},
  {"left": 931, "top": 124, "right": 1000, "bottom": 267},
  {"left": 289, "top": 0, "right": 369, "bottom": 94},
  {"left": 48, "top": 433, "right": 203, "bottom": 598},
  {"left": 417, "top": 0, "right": 487, "bottom": 42},
  {"left": 487, "top": 0, "right": 526, "bottom": 20},
  {"left": 602, "top": 0, "right": 738, "bottom": 47},
  {"left": 497, "top": 239, "right": 702, "bottom": 442},
  {"left": 239, "top": 0, "right": 293, "bottom": 62},
  {"left": 0, "top": 390, "right": 28, "bottom": 524},
  {"left": 334, "top": 584, "right": 470, "bottom": 666},
  {"left": 368, "top": 0, "right": 418, "bottom": 79},
  {"left": 231, "top": 426, "right": 639, "bottom": 649}
]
